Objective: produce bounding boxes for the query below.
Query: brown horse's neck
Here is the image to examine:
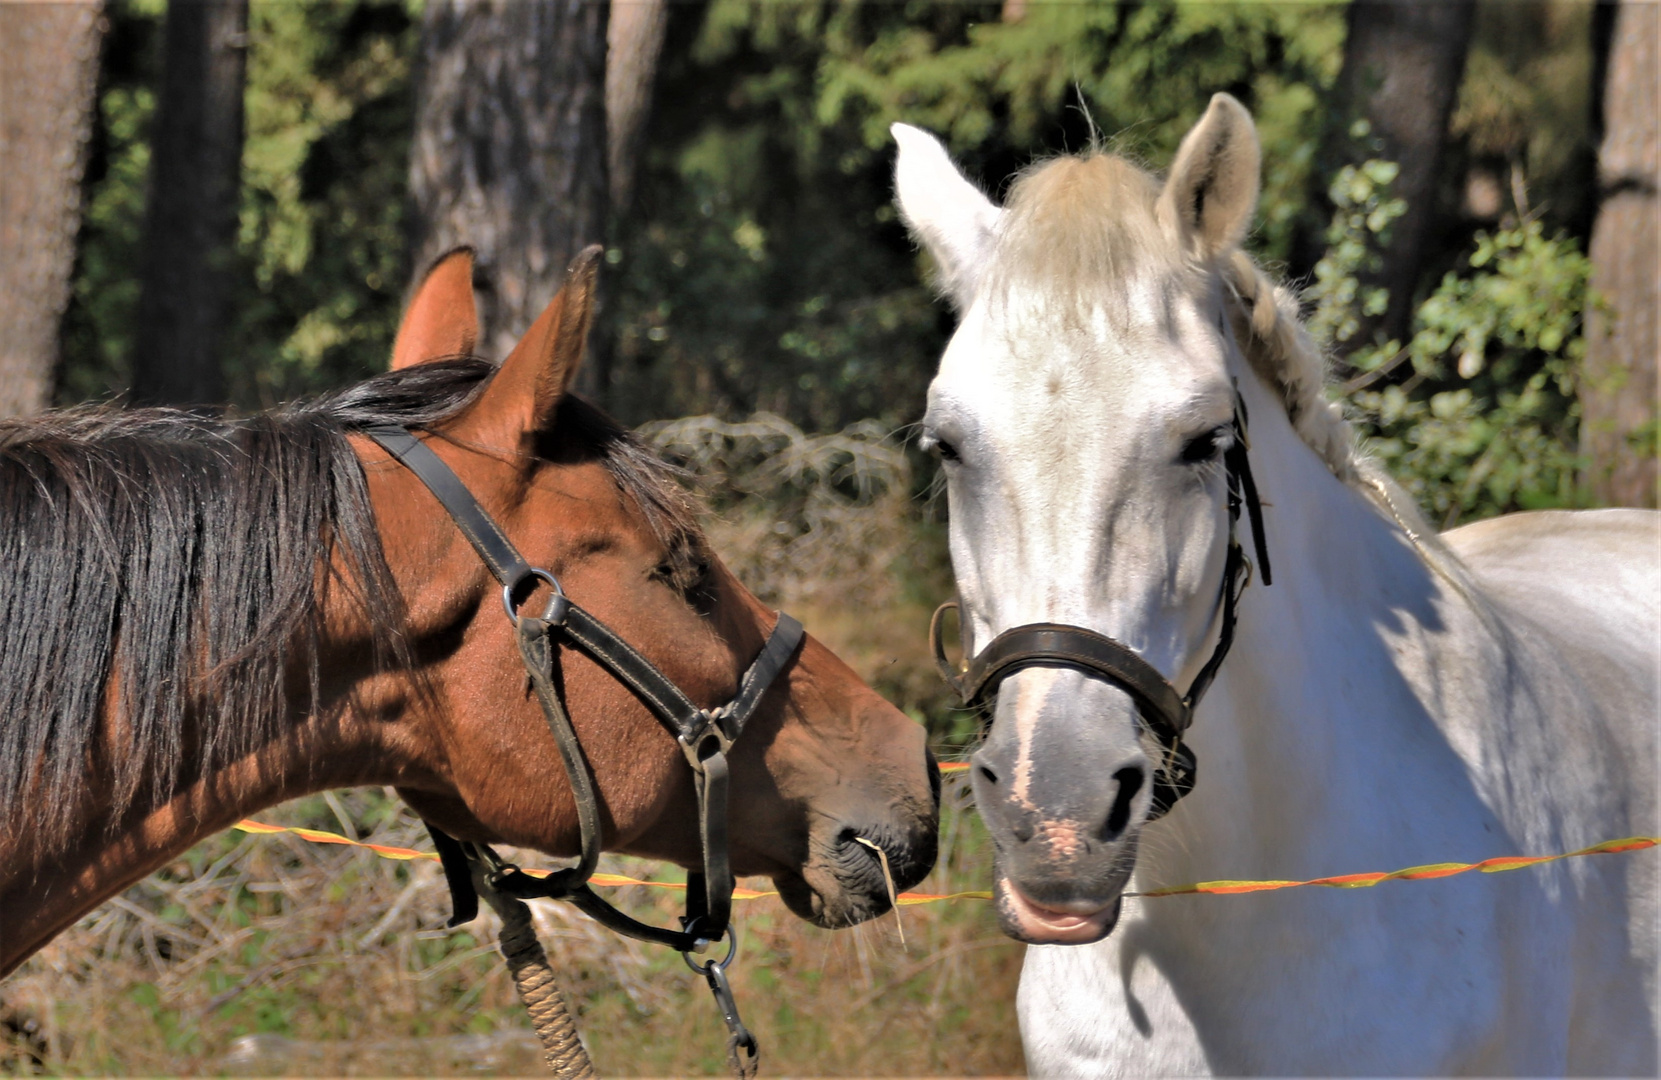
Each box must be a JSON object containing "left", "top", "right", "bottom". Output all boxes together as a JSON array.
[{"left": 0, "top": 676, "right": 431, "bottom": 978}]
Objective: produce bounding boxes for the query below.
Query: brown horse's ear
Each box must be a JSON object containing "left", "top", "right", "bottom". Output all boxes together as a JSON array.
[
  {"left": 454, "top": 245, "right": 603, "bottom": 444},
  {"left": 392, "top": 248, "right": 478, "bottom": 369}
]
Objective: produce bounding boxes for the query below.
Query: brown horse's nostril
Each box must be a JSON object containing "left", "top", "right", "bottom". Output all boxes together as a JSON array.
[{"left": 1104, "top": 766, "right": 1144, "bottom": 838}]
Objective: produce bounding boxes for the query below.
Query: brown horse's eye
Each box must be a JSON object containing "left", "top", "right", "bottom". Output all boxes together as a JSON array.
[{"left": 652, "top": 554, "right": 715, "bottom": 612}]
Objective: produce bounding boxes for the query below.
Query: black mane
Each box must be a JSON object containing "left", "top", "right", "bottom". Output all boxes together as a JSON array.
[{"left": 0, "top": 359, "right": 698, "bottom": 852}]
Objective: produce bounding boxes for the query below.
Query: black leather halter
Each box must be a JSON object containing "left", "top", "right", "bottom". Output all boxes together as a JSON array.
[
  {"left": 367, "top": 425, "right": 803, "bottom": 958},
  {"left": 930, "top": 395, "right": 1271, "bottom": 819}
]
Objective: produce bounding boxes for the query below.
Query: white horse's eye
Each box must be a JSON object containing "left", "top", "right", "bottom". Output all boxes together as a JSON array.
[{"left": 1180, "top": 426, "right": 1230, "bottom": 465}]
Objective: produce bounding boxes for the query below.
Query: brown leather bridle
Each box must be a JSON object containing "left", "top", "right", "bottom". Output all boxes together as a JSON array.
[{"left": 930, "top": 394, "right": 1271, "bottom": 819}]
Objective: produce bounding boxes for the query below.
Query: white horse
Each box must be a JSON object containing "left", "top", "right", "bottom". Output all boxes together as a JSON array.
[{"left": 892, "top": 95, "right": 1658, "bottom": 1076}]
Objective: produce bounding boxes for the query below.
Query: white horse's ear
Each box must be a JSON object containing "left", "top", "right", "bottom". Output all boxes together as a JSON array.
[
  {"left": 892, "top": 122, "right": 1002, "bottom": 309},
  {"left": 1157, "top": 93, "right": 1261, "bottom": 259}
]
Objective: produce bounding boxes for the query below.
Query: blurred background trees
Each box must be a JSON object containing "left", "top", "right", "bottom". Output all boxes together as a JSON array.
[
  {"left": 1580, "top": 0, "right": 1657, "bottom": 507},
  {"left": 409, "top": 0, "right": 608, "bottom": 377},
  {"left": 129, "top": 0, "right": 249, "bottom": 404},
  {"left": 33, "top": 0, "right": 1655, "bottom": 515},
  {"left": 0, "top": 0, "right": 105, "bottom": 417}
]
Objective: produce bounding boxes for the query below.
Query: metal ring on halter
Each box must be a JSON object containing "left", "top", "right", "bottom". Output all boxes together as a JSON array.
[
  {"left": 501, "top": 567, "right": 569, "bottom": 625},
  {"left": 682, "top": 929, "right": 739, "bottom": 974}
]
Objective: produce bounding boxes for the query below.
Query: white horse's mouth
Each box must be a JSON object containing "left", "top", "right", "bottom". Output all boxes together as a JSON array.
[{"left": 996, "top": 877, "right": 1122, "bottom": 944}]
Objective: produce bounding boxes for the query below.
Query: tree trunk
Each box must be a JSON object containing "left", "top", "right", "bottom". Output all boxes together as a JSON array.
[
  {"left": 130, "top": 0, "right": 249, "bottom": 407},
  {"left": 410, "top": 0, "right": 609, "bottom": 392},
  {"left": 1298, "top": 0, "right": 1476, "bottom": 349},
  {"left": 1580, "top": 0, "right": 1658, "bottom": 508},
  {"left": 607, "top": 0, "right": 666, "bottom": 217},
  {"left": 0, "top": 0, "right": 106, "bottom": 417}
]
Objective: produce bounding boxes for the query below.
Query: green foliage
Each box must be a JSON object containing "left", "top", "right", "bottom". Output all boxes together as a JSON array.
[
  {"left": 1311, "top": 153, "right": 1592, "bottom": 524},
  {"left": 229, "top": 0, "right": 419, "bottom": 408},
  {"left": 56, "top": 0, "right": 162, "bottom": 403},
  {"left": 58, "top": 0, "right": 1595, "bottom": 532},
  {"left": 59, "top": 0, "right": 417, "bottom": 409},
  {"left": 1305, "top": 154, "right": 1406, "bottom": 348},
  {"left": 607, "top": 0, "right": 1346, "bottom": 430},
  {"left": 1351, "top": 220, "right": 1590, "bottom": 524},
  {"left": 1451, "top": 1, "right": 1597, "bottom": 230}
]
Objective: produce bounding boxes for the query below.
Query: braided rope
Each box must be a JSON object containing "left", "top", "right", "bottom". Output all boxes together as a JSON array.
[{"left": 482, "top": 885, "right": 598, "bottom": 1079}]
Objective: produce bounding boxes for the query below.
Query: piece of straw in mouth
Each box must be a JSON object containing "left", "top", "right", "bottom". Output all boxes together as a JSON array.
[{"left": 853, "top": 836, "right": 906, "bottom": 948}]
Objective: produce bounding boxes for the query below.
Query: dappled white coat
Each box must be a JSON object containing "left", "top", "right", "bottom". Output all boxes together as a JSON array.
[{"left": 893, "top": 97, "right": 1658, "bottom": 1076}]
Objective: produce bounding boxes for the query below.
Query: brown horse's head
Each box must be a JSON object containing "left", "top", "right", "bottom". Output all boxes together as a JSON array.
[{"left": 364, "top": 248, "right": 938, "bottom": 928}]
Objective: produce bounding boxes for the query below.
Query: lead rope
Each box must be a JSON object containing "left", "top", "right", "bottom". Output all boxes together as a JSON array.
[{"left": 473, "top": 869, "right": 597, "bottom": 1080}]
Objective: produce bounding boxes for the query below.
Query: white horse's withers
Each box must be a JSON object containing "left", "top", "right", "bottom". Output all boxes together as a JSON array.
[{"left": 893, "top": 95, "right": 1658, "bottom": 1076}]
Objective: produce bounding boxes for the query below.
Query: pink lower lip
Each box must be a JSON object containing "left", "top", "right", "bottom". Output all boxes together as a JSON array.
[{"left": 1000, "top": 878, "right": 1121, "bottom": 943}]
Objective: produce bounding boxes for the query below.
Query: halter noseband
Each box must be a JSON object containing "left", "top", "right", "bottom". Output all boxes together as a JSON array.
[
  {"left": 369, "top": 425, "right": 802, "bottom": 1070},
  {"left": 930, "top": 394, "right": 1271, "bottom": 819}
]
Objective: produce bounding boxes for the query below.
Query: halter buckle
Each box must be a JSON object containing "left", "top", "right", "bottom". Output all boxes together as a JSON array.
[{"left": 678, "top": 712, "right": 734, "bottom": 774}]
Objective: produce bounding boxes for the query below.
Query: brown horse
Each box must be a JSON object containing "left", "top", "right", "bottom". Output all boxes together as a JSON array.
[{"left": 0, "top": 247, "right": 939, "bottom": 979}]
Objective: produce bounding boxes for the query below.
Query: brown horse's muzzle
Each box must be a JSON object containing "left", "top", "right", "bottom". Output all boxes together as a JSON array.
[{"left": 767, "top": 697, "right": 940, "bottom": 929}]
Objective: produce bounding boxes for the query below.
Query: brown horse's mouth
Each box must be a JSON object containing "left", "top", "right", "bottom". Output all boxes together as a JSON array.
[{"left": 772, "top": 824, "right": 935, "bottom": 929}]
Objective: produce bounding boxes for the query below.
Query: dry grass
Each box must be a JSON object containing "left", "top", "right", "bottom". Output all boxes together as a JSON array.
[
  {"left": 1, "top": 414, "right": 1016, "bottom": 1077},
  {"left": 1, "top": 786, "right": 1021, "bottom": 1077}
]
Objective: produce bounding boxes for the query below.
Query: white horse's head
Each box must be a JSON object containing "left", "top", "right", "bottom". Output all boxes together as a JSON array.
[{"left": 896, "top": 95, "right": 1275, "bottom": 944}]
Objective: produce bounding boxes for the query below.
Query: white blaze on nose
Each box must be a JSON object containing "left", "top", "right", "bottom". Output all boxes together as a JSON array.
[{"left": 1010, "top": 667, "right": 1065, "bottom": 811}]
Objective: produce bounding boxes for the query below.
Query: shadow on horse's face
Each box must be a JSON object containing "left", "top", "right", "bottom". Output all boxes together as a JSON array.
[{"left": 362, "top": 249, "right": 938, "bottom": 929}]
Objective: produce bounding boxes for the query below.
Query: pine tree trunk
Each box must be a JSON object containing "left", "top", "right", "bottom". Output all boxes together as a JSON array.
[
  {"left": 0, "top": 0, "right": 106, "bottom": 417},
  {"left": 1297, "top": 0, "right": 1476, "bottom": 349},
  {"left": 607, "top": 0, "right": 666, "bottom": 217},
  {"left": 410, "top": 0, "right": 609, "bottom": 390},
  {"left": 130, "top": 0, "right": 249, "bottom": 406},
  {"left": 1580, "top": 0, "right": 1658, "bottom": 508}
]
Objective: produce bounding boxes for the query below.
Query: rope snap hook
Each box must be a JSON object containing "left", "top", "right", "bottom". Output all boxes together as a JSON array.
[{"left": 685, "top": 935, "right": 757, "bottom": 1078}]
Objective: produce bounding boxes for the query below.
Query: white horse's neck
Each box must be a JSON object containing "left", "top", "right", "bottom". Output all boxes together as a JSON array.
[{"left": 1145, "top": 359, "right": 1483, "bottom": 888}]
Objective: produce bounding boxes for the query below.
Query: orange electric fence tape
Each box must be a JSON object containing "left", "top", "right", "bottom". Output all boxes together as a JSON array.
[
  {"left": 233, "top": 761, "right": 1656, "bottom": 904},
  {"left": 231, "top": 818, "right": 996, "bottom": 905}
]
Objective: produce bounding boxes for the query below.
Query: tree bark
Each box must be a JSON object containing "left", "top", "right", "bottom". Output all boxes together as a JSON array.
[
  {"left": 410, "top": 0, "right": 609, "bottom": 392},
  {"left": 1579, "top": 0, "right": 1658, "bottom": 508},
  {"left": 0, "top": 0, "right": 106, "bottom": 417},
  {"left": 130, "top": 0, "right": 249, "bottom": 407},
  {"left": 607, "top": 0, "right": 666, "bottom": 217},
  {"left": 1298, "top": 0, "right": 1477, "bottom": 349}
]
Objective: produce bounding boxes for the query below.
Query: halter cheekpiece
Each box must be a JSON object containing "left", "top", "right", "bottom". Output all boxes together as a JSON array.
[
  {"left": 369, "top": 425, "right": 802, "bottom": 1075},
  {"left": 929, "top": 392, "right": 1271, "bottom": 819}
]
